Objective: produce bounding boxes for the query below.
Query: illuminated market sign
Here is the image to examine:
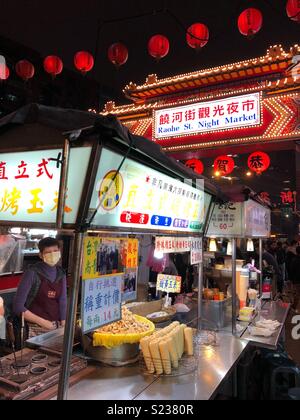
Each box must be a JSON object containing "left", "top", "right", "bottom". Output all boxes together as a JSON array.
[
  {"left": 207, "top": 201, "right": 271, "bottom": 238},
  {"left": 0, "top": 148, "right": 92, "bottom": 224},
  {"left": 89, "top": 148, "right": 205, "bottom": 233},
  {"left": 154, "top": 92, "right": 262, "bottom": 139}
]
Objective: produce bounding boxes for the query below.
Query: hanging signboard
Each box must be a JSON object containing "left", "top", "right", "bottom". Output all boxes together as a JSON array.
[
  {"left": 0, "top": 147, "right": 91, "bottom": 225},
  {"left": 154, "top": 92, "right": 261, "bottom": 139},
  {"left": 88, "top": 148, "right": 205, "bottom": 233},
  {"left": 244, "top": 200, "right": 271, "bottom": 238},
  {"left": 207, "top": 200, "right": 271, "bottom": 238},
  {"left": 157, "top": 274, "right": 182, "bottom": 294},
  {"left": 190, "top": 237, "right": 203, "bottom": 265},
  {"left": 81, "top": 274, "right": 122, "bottom": 334},
  {"left": 155, "top": 237, "right": 192, "bottom": 254},
  {"left": 207, "top": 202, "right": 243, "bottom": 237}
]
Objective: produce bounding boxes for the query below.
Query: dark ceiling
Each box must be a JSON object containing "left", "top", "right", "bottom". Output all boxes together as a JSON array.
[{"left": 0, "top": 0, "right": 299, "bottom": 106}]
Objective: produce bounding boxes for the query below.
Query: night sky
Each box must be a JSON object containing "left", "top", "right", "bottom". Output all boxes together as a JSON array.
[{"left": 0, "top": 0, "right": 299, "bottom": 106}]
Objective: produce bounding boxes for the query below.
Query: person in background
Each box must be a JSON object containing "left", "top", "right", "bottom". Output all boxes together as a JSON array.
[
  {"left": 286, "top": 240, "right": 298, "bottom": 282},
  {"left": 276, "top": 242, "right": 286, "bottom": 285},
  {"left": 13, "top": 237, "right": 67, "bottom": 338},
  {"left": 263, "top": 240, "right": 283, "bottom": 296},
  {"left": 291, "top": 246, "right": 300, "bottom": 306}
]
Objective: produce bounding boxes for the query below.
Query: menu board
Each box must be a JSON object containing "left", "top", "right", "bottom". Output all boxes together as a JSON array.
[
  {"left": 81, "top": 274, "right": 122, "bottom": 334},
  {"left": 88, "top": 148, "right": 205, "bottom": 233},
  {"left": 207, "top": 202, "right": 243, "bottom": 237}
]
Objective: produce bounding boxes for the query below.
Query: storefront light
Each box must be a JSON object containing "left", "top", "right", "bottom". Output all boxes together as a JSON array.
[
  {"left": 154, "top": 250, "right": 164, "bottom": 260},
  {"left": 247, "top": 239, "right": 255, "bottom": 252},
  {"left": 227, "top": 241, "right": 232, "bottom": 256},
  {"left": 209, "top": 239, "right": 217, "bottom": 252}
]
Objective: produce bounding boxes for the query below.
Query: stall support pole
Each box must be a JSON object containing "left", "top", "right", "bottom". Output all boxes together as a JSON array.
[
  {"left": 232, "top": 238, "right": 237, "bottom": 336},
  {"left": 57, "top": 231, "right": 84, "bottom": 401},
  {"left": 197, "top": 238, "right": 204, "bottom": 330},
  {"left": 57, "top": 138, "right": 70, "bottom": 229},
  {"left": 259, "top": 238, "right": 263, "bottom": 296}
]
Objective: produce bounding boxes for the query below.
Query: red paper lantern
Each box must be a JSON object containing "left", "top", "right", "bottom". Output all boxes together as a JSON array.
[
  {"left": 15, "top": 60, "right": 35, "bottom": 81},
  {"left": 108, "top": 43, "right": 128, "bottom": 67},
  {"left": 286, "top": 0, "right": 300, "bottom": 22},
  {"left": 238, "top": 8, "right": 263, "bottom": 38},
  {"left": 186, "top": 23, "right": 209, "bottom": 50},
  {"left": 0, "top": 64, "right": 10, "bottom": 81},
  {"left": 148, "top": 35, "right": 170, "bottom": 60},
  {"left": 248, "top": 151, "right": 270, "bottom": 174},
  {"left": 74, "top": 51, "right": 94, "bottom": 74},
  {"left": 43, "top": 55, "right": 63, "bottom": 77},
  {"left": 214, "top": 156, "right": 235, "bottom": 177},
  {"left": 185, "top": 159, "right": 204, "bottom": 175}
]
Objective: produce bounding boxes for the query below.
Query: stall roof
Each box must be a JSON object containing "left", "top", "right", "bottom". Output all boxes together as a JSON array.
[
  {"left": 220, "top": 185, "right": 272, "bottom": 207},
  {"left": 0, "top": 103, "right": 224, "bottom": 199}
]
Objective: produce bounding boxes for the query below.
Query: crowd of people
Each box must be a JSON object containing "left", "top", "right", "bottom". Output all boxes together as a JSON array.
[{"left": 263, "top": 239, "right": 300, "bottom": 298}]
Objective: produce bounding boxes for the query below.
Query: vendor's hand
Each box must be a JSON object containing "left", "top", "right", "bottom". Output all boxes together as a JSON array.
[{"left": 42, "top": 320, "right": 56, "bottom": 331}]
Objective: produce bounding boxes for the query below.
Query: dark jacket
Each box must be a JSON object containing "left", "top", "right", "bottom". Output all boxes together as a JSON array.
[{"left": 291, "top": 255, "right": 300, "bottom": 284}]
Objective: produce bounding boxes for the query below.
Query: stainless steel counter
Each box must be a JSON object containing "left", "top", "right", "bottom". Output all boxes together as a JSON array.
[
  {"left": 65, "top": 333, "right": 248, "bottom": 401},
  {"left": 135, "top": 333, "right": 248, "bottom": 401},
  {"left": 66, "top": 365, "right": 157, "bottom": 401},
  {"left": 240, "top": 300, "right": 290, "bottom": 350}
]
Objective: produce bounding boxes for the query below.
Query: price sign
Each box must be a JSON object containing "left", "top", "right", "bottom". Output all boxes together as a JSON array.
[
  {"left": 190, "top": 238, "right": 203, "bottom": 265},
  {"left": 81, "top": 274, "right": 122, "bottom": 334},
  {"left": 157, "top": 274, "right": 182, "bottom": 294}
]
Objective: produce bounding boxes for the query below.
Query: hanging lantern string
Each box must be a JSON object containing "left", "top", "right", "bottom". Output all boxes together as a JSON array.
[{"left": 263, "top": 0, "right": 299, "bottom": 25}]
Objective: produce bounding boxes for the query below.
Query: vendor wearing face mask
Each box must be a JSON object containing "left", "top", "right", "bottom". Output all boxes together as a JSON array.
[{"left": 13, "top": 237, "right": 67, "bottom": 338}]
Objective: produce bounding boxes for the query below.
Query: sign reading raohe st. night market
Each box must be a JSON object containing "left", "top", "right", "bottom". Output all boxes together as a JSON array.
[
  {"left": 89, "top": 148, "right": 205, "bottom": 233},
  {"left": 154, "top": 93, "right": 261, "bottom": 139}
]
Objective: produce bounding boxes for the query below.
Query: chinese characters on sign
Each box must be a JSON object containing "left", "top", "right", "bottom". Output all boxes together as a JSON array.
[
  {"left": 82, "top": 237, "right": 139, "bottom": 302},
  {"left": 208, "top": 202, "right": 243, "bottom": 237},
  {"left": 157, "top": 274, "right": 182, "bottom": 294},
  {"left": 90, "top": 149, "right": 205, "bottom": 233},
  {"left": 247, "top": 151, "right": 270, "bottom": 174},
  {"left": 155, "top": 237, "right": 193, "bottom": 254},
  {"left": 155, "top": 93, "right": 261, "bottom": 139},
  {"left": 190, "top": 238, "right": 203, "bottom": 265},
  {"left": 0, "top": 148, "right": 92, "bottom": 224},
  {"left": 244, "top": 201, "right": 271, "bottom": 238},
  {"left": 81, "top": 274, "right": 122, "bottom": 334},
  {"left": 280, "top": 191, "right": 296, "bottom": 207}
]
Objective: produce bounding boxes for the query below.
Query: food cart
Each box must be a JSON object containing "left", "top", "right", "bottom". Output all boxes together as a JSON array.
[
  {"left": 204, "top": 195, "right": 290, "bottom": 360},
  {"left": 0, "top": 104, "right": 228, "bottom": 400},
  {"left": 205, "top": 196, "right": 272, "bottom": 334}
]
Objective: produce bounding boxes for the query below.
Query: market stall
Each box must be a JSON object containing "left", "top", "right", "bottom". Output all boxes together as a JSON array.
[
  {"left": 204, "top": 196, "right": 291, "bottom": 351},
  {"left": 0, "top": 104, "right": 225, "bottom": 400},
  {"left": 55, "top": 116, "right": 221, "bottom": 400}
]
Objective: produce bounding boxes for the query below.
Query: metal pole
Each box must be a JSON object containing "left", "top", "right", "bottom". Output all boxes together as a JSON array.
[
  {"left": 197, "top": 237, "right": 204, "bottom": 331},
  {"left": 57, "top": 231, "right": 84, "bottom": 400},
  {"left": 232, "top": 238, "right": 237, "bottom": 336},
  {"left": 259, "top": 238, "right": 263, "bottom": 296},
  {"left": 57, "top": 139, "right": 71, "bottom": 229}
]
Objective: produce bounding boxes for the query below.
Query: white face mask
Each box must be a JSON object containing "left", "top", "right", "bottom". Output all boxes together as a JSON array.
[{"left": 43, "top": 251, "right": 61, "bottom": 267}]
